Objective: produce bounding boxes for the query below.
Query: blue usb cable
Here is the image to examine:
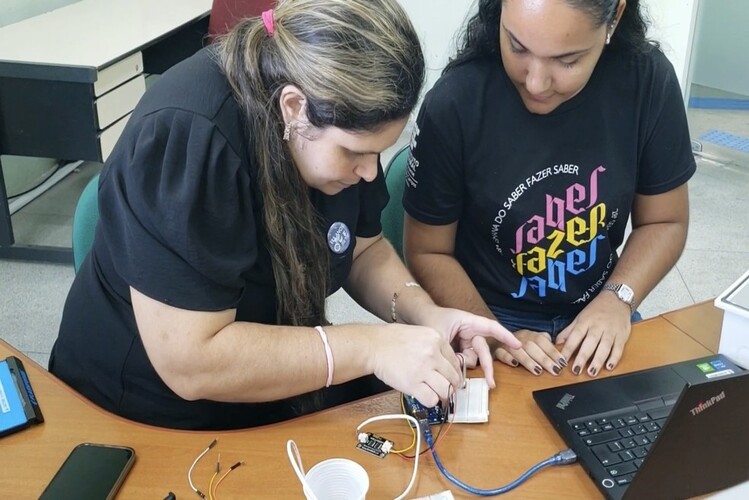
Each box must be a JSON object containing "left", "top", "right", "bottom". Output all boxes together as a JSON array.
[{"left": 421, "top": 424, "right": 577, "bottom": 496}]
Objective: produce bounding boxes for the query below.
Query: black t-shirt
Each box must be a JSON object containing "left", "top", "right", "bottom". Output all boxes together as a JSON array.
[
  {"left": 404, "top": 48, "right": 695, "bottom": 316},
  {"left": 50, "top": 47, "right": 389, "bottom": 430}
]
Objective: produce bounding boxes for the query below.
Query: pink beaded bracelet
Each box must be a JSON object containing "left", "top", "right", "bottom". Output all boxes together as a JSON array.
[{"left": 315, "top": 326, "right": 335, "bottom": 388}]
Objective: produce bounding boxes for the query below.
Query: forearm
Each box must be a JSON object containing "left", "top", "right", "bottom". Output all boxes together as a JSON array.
[
  {"left": 133, "top": 278, "right": 465, "bottom": 408},
  {"left": 157, "top": 322, "right": 378, "bottom": 403},
  {"left": 344, "top": 236, "right": 436, "bottom": 325},
  {"left": 408, "top": 252, "right": 495, "bottom": 320},
  {"left": 608, "top": 220, "right": 688, "bottom": 309}
]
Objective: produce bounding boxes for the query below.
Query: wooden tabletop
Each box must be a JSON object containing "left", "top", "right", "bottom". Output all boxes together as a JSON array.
[
  {"left": 0, "top": 302, "right": 722, "bottom": 499},
  {"left": 662, "top": 300, "right": 724, "bottom": 354}
]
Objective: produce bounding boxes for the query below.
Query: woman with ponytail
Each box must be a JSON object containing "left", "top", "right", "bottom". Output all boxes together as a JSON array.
[
  {"left": 404, "top": 1, "right": 694, "bottom": 379},
  {"left": 51, "top": 0, "right": 520, "bottom": 430}
]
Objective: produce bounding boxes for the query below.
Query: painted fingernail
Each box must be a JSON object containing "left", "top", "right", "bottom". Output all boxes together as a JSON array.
[
  {"left": 552, "top": 365, "right": 561, "bottom": 375},
  {"left": 511, "top": 359, "right": 519, "bottom": 367},
  {"left": 573, "top": 365, "right": 581, "bottom": 375},
  {"left": 607, "top": 363, "right": 614, "bottom": 370},
  {"left": 533, "top": 366, "right": 542, "bottom": 375},
  {"left": 589, "top": 367, "right": 597, "bottom": 376},
  {"left": 558, "top": 357, "right": 568, "bottom": 367}
]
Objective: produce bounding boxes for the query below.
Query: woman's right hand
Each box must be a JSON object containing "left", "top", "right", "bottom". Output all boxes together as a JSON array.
[
  {"left": 492, "top": 330, "right": 567, "bottom": 376},
  {"left": 370, "top": 324, "right": 463, "bottom": 408}
]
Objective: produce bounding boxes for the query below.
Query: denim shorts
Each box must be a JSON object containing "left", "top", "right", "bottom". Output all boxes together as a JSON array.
[{"left": 489, "top": 305, "right": 642, "bottom": 342}]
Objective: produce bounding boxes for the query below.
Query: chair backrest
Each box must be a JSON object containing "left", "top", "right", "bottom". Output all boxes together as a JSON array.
[
  {"left": 381, "top": 146, "right": 410, "bottom": 259},
  {"left": 72, "top": 174, "right": 100, "bottom": 273},
  {"left": 208, "top": 0, "right": 275, "bottom": 41}
]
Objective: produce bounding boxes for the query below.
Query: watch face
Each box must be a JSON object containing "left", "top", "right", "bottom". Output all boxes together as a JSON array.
[{"left": 618, "top": 284, "right": 634, "bottom": 303}]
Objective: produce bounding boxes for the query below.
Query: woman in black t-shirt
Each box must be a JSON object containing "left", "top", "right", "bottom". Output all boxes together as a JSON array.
[
  {"left": 404, "top": 0, "right": 695, "bottom": 379},
  {"left": 50, "top": 0, "right": 521, "bottom": 430}
]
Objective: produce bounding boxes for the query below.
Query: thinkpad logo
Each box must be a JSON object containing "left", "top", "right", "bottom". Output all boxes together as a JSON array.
[
  {"left": 556, "top": 393, "right": 575, "bottom": 410},
  {"left": 690, "top": 390, "right": 725, "bottom": 416}
]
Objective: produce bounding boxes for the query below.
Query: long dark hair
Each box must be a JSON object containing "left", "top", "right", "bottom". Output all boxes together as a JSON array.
[
  {"left": 217, "top": 0, "right": 424, "bottom": 327},
  {"left": 445, "top": 0, "right": 658, "bottom": 74}
]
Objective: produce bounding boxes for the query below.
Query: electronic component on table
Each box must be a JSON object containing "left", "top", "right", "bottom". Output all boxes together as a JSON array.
[
  {"left": 449, "top": 378, "right": 489, "bottom": 424},
  {"left": 356, "top": 432, "right": 393, "bottom": 458},
  {"left": 401, "top": 394, "right": 448, "bottom": 426},
  {"left": 402, "top": 378, "right": 490, "bottom": 426},
  {"left": 0, "top": 355, "right": 44, "bottom": 437},
  {"left": 39, "top": 443, "right": 135, "bottom": 500}
]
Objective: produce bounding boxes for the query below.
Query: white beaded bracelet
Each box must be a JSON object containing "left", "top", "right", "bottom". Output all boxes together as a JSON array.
[{"left": 391, "top": 281, "right": 421, "bottom": 323}]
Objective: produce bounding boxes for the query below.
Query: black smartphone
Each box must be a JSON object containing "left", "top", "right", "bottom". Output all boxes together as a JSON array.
[{"left": 39, "top": 443, "right": 135, "bottom": 500}]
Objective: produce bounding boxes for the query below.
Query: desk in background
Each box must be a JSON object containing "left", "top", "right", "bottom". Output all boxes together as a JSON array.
[
  {"left": 0, "top": 0, "right": 212, "bottom": 263},
  {"left": 0, "top": 302, "right": 725, "bottom": 498}
]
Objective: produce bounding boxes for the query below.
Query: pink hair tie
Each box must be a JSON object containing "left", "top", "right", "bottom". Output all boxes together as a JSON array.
[{"left": 261, "top": 9, "right": 275, "bottom": 36}]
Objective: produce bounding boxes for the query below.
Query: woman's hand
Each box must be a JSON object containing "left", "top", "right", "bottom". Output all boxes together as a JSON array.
[
  {"left": 416, "top": 306, "right": 522, "bottom": 388},
  {"left": 370, "top": 324, "right": 464, "bottom": 408},
  {"left": 555, "top": 292, "right": 632, "bottom": 377},
  {"left": 492, "top": 330, "right": 566, "bottom": 376}
]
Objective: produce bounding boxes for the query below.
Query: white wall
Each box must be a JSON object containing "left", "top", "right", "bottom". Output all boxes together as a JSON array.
[
  {"left": 0, "top": 0, "right": 79, "bottom": 27},
  {"left": 689, "top": 0, "right": 749, "bottom": 96},
  {"left": 643, "top": 0, "right": 698, "bottom": 93},
  {"left": 401, "top": 0, "right": 698, "bottom": 96},
  {"left": 400, "top": 0, "right": 476, "bottom": 97}
]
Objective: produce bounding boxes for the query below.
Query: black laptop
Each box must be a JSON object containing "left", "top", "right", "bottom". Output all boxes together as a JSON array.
[{"left": 533, "top": 354, "right": 749, "bottom": 499}]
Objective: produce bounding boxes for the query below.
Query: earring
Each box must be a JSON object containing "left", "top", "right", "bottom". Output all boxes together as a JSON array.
[
  {"left": 283, "top": 122, "right": 292, "bottom": 141},
  {"left": 606, "top": 22, "right": 616, "bottom": 45}
]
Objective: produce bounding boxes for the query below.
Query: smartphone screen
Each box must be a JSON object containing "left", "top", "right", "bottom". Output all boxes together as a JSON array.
[{"left": 39, "top": 443, "right": 135, "bottom": 500}]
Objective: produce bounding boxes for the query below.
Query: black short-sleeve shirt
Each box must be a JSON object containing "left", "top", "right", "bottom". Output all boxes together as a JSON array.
[
  {"left": 403, "top": 48, "right": 695, "bottom": 316},
  {"left": 50, "top": 47, "right": 389, "bottom": 430}
]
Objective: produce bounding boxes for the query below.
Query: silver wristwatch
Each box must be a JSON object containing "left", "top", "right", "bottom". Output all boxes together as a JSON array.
[{"left": 603, "top": 283, "right": 635, "bottom": 313}]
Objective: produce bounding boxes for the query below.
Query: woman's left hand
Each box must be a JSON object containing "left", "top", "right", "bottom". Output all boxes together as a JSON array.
[
  {"left": 420, "top": 306, "right": 521, "bottom": 388},
  {"left": 554, "top": 292, "right": 632, "bottom": 377}
]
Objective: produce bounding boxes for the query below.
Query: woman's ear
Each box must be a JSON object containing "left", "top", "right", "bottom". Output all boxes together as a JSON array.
[
  {"left": 613, "top": 0, "right": 627, "bottom": 28},
  {"left": 606, "top": 0, "right": 626, "bottom": 45},
  {"left": 278, "top": 85, "right": 309, "bottom": 126}
]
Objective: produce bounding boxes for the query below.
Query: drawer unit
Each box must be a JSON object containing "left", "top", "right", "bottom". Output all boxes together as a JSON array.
[
  {"left": 0, "top": 0, "right": 212, "bottom": 262},
  {"left": 94, "top": 52, "right": 143, "bottom": 97},
  {"left": 0, "top": 54, "right": 144, "bottom": 163},
  {"left": 99, "top": 112, "right": 133, "bottom": 162},
  {"left": 95, "top": 75, "right": 145, "bottom": 130}
]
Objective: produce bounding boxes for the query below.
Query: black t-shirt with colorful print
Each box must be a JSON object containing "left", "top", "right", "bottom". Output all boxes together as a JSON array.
[{"left": 404, "top": 47, "right": 695, "bottom": 316}]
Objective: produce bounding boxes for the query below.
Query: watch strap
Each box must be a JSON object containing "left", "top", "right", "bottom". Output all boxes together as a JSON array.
[{"left": 603, "top": 283, "right": 635, "bottom": 314}]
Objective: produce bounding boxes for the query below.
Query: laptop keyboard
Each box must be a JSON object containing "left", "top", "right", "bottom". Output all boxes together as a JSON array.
[{"left": 569, "top": 405, "right": 673, "bottom": 486}]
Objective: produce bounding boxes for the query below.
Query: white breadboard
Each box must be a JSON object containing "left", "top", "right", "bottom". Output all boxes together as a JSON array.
[{"left": 449, "top": 378, "right": 489, "bottom": 423}]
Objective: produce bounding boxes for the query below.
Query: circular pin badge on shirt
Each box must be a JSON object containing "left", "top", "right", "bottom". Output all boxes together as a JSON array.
[{"left": 327, "top": 222, "right": 351, "bottom": 254}]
